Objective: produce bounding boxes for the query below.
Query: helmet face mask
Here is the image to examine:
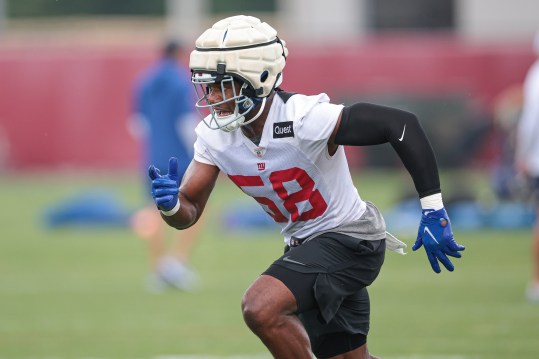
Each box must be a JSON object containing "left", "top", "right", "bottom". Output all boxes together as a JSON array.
[
  {"left": 192, "top": 72, "right": 260, "bottom": 132},
  {"left": 189, "top": 15, "right": 287, "bottom": 132}
]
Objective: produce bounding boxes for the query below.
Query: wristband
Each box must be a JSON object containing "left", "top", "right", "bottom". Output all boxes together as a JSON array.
[
  {"left": 160, "top": 199, "right": 180, "bottom": 216},
  {"left": 420, "top": 193, "right": 443, "bottom": 210}
]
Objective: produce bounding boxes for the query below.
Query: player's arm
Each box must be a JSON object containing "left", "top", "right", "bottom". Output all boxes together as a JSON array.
[
  {"left": 329, "top": 103, "right": 439, "bottom": 197},
  {"left": 149, "top": 157, "right": 220, "bottom": 230},
  {"left": 328, "top": 103, "right": 465, "bottom": 273}
]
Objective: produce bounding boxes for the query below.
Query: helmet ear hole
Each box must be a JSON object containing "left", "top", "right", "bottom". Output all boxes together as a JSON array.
[{"left": 260, "top": 70, "right": 269, "bottom": 83}]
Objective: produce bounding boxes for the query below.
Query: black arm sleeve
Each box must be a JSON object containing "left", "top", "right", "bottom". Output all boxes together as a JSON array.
[{"left": 334, "top": 102, "right": 440, "bottom": 198}]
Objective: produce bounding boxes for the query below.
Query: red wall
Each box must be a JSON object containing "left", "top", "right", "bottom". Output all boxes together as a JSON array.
[
  {"left": 0, "top": 46, "right": 154, "bottom": 169},
  {"left": 0, "top": 37, "right": 534, "bottom": 170},
  {"left": 289, "top": 37, "right": 533, "bottom": 106}
]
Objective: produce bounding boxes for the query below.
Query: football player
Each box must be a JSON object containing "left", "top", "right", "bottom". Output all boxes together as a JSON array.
[{"left": 149, "top": 15, "right": 465, "bottom": 359}]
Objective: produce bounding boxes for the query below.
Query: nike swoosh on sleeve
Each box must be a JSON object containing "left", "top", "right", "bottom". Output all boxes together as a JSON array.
[{"left": 398, "top": 124, "right": 406, "bottom": 141}]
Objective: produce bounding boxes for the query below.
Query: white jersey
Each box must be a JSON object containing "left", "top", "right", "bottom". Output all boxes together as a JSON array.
[
  {"left": 194, "top": 92, "right": 367, "bottom": 245},
  {"left": 516, "top": 59, "right": 539, "bottom": 176}
]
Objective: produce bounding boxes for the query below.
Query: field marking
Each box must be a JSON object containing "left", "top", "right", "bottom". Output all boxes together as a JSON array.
[
  {"left": 153, "top": 356, "right": 271, "bottom": 359},
  {"left": 152, "top": 355, "right": 478, "bottom": 359},
  {"left": 15, "top": 355, "right": 478, "bottom": 359}
]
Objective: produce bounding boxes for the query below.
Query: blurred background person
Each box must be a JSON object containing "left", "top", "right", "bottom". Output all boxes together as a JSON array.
[
  {"left": 129, "top": 40, "right": 201, "bottom": 292},
  {"left": 490, "top": 84, "right": 523, "bottom": 201},
  {"left": 515, "top": 31, "right": 539, "bottom": 303}
]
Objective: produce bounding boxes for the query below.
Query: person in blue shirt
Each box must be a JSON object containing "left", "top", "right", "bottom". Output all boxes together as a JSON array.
[{"left": 130, "top": 41, "right": 200, "bottom": 292}]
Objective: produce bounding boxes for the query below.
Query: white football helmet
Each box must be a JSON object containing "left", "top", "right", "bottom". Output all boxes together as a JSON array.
[{"left": 189, "top": 15, "right": 288, "bottom": 132}]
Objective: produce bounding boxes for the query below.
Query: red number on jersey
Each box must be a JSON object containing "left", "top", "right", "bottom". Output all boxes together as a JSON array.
[
  {"left": 228, "top": 175, "right": 288, "bottom": 222},
  {"left": 228, "top": 168, "right": 328, "bottom": 223},
  {"left": 269, "top": 167, "right": 328, "bottom": 221}
]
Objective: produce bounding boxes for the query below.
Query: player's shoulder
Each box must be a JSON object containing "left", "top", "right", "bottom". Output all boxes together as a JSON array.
[
  {"left": 275, "top": 90, "right": 331, "bottom": 108},
  {"left": 271, "top": 90, "right": 344, "bottom": 142},
  {"left": 195, "top": 118, "right": 238, "bottom": 149},
  {"left": 273, "top": 90, "right": 332, "bottom": 122},
  {"left": 275, "top": 90, "right": 297, "bottom": 104}
]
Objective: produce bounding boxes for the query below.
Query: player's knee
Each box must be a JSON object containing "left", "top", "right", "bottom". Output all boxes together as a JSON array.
[
  {"left": 242, "top": 275, "right": 297, "bottom": 333},
  {"left": 241, "top": 292, "right": 276, "bottom": 331},
  {"left": 241, "top": 288, "right": 286, "bottom": 333}
]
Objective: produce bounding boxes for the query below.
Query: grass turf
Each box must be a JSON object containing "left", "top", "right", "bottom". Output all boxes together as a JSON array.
[{"left": 0, "top": 170, "right": 537, "bottom": 359}]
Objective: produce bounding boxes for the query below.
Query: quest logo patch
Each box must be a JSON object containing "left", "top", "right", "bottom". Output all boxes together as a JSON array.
[{"left": 273, "top": 121, "right": 294, "bottom": 138}]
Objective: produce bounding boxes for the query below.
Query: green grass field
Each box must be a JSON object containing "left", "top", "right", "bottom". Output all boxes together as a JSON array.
[{"left": 0, "top": 169, "right": 537, "bottom": 359}]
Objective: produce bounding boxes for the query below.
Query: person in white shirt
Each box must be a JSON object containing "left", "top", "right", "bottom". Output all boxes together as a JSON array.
[
  {"left": 148, "top": 15, "right": 465, "bottom": 359},
  {"left": 515, "top": 31, "right": 539, "bottom": 303}
]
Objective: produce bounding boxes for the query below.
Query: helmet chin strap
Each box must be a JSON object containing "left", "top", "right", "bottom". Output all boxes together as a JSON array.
[{"left": 240, "top": 97, "right": 267, "bottom": 127}]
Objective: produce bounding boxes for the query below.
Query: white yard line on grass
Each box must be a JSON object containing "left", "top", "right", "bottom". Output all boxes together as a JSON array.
[
  {"left": 152, "top": 354, "right": 271, "bottom": 359},
  {"left": 16, "top": 355, "right": 477, "bottom": 359},
  {"left": 153, "top": 356, "right": 271, "bottom": 359},
  {"left": 152, "top": 355, "right": 478, "bottom": 359}
]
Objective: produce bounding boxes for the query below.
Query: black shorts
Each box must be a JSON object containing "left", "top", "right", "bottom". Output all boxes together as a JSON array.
[{"left": 263, "top": 232, "right": 385, "bottom": 357}]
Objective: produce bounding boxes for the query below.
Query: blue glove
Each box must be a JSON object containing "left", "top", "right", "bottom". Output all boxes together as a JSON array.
[
  {"left": 148, "top": 157, "right": 180, "bottom": 212},
  {"left": 412, "top": 208, "right": 465, "bottom": 273}
]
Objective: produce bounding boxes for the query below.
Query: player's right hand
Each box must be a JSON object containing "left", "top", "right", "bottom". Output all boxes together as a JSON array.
[{"left": 148, "top": 157, "right": 180, "bottom": 212}]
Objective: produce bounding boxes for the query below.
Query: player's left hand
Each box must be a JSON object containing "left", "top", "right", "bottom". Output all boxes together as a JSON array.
[{"left": 412, "top": 208, "right": 465, "bottom": 273}]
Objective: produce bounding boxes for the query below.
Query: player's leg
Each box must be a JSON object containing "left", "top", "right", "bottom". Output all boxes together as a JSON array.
[
  {"left": 242, "top": 273, "right": 379, "bottom": 359},
  {"left": 243, "top": 233, "right": 385, "bottom": 358},
  {"left": 308, "top": 288, "right": 378, "bottom": 359},
  {"left": 243, "top": 285, "right": 379, "bottom": 359},
  {"left": 297, "top": 235, "right": 384, "bottom": 358},
  {"left": 242, "top": 274, "right": 313, "bottom": 358},
  {"left": 247, "top": 267, "right": 380, "bottom": 359}
]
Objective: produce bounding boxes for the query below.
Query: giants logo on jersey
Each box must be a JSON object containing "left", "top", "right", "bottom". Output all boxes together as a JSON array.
[
  {"left": 273, "top": 121, "right": 294, "bottom": 138},
  {"left": 257, "top": 163, "right": 265, "bottom": 171}
]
